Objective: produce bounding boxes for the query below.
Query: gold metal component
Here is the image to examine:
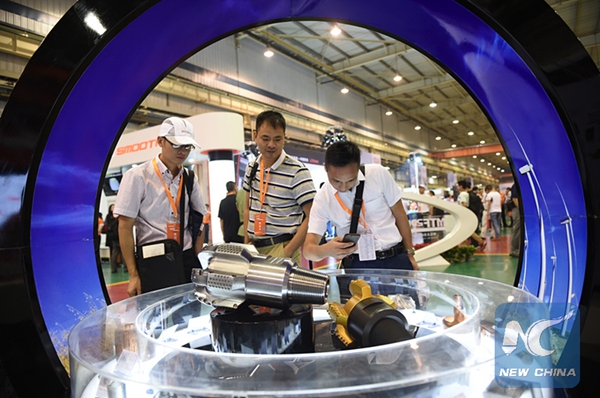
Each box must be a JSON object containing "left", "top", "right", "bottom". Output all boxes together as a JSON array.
[
  {"left": 443, "top": 294, "right": 466, "bottom": 327},
  {"left": 327, "top": 279, "right": 397, "bottom": 347}
]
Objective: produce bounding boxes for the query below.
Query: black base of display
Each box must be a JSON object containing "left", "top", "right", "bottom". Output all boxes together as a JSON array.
[{"left": 210, "top": 304, "right": 315, "bottom": 354}]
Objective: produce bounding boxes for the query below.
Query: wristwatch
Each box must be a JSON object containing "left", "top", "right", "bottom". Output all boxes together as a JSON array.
[{"left": 406, "top": 248, "right": 416, "bottom": 256}]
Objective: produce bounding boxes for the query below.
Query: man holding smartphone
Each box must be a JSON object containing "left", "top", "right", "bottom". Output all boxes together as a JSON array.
[{"left": 304, "top": 141, "right": 418, "bottom": 270}]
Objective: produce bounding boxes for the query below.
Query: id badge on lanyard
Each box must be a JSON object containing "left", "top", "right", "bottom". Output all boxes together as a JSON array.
[
  {"left": 358, "top": 229, "right": 376, "bottom": 261},
  {"left": 255, "top": 158, "right": 271, "bottom": 237},
  {"left": 153, "top": 158, "right": 183, "bottom": 243},
  {"left": 254, "top": 213, "right": 267, "bottom": 236},
  {"left": 167, "top": 222, "right": 180, "bottom": 242}
]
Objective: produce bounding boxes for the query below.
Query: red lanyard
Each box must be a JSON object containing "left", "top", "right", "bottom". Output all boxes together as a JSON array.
[
  {"left": 152, "top": 158, "right": 183, "bottom": 220},
  {"left": 258, "top": 157, "right": 271, "bottom": 209},
  {"left": 334, "top": 191, "right": 367, "bottom": 230}
]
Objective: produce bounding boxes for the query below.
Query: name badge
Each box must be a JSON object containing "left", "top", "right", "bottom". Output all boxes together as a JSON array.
[
  {"left": 167, "top": 222, "right": 180, "bottom": 242},
  {"left": 358, "top": 231, "right": 376, "bottom": 261},
  {"left": 254, "top": 213, "right": 267, "bottom": 236}
]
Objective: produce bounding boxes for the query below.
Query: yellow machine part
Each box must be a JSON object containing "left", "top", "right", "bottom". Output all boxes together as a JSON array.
[{"left": 327, "top": 279, "right": 397, "bottom": 347}]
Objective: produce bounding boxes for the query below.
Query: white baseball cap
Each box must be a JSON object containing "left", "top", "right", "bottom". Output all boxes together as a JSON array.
[{"left": 159, "top": 117, "right": 200, "bottom": 149}]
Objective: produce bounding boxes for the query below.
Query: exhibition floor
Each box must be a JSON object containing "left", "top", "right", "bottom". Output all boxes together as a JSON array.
[{"left": 101, "top": 228, "right": 519, "bottom": 304}]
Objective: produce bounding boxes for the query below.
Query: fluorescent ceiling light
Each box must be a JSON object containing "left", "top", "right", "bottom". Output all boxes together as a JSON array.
[{"left": 84, "top": 13, "right": 106, "bottom": 35}]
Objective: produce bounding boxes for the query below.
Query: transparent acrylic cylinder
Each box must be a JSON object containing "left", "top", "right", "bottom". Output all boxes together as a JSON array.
[{"left": 69, "top": 269, "right": 544, "bottom": 397}]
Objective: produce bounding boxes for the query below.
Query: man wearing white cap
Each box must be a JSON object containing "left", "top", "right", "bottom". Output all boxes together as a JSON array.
[{"left": 114, "top": 117, "right": 207, "bottom": 296}]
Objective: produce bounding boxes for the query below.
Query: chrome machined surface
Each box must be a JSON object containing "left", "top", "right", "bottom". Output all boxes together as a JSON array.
[{"left": 193, "top": 244, "right": 329, "bottom": 309}]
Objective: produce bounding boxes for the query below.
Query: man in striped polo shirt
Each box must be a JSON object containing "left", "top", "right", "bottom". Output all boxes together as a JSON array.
[{"left": 243, "top": 110, "right": 316, "bottom": 264}]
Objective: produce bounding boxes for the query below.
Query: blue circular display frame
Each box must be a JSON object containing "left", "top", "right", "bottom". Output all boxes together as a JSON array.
[{"left": 19, "top": 0, "right": 586, "bottom": 375}]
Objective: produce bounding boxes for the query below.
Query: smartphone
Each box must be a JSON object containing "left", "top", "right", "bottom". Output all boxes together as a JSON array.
[{"left": 342, "top": 233, "right": 360, "bottom": 246}]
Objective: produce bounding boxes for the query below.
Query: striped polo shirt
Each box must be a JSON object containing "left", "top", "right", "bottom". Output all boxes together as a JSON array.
[{"left": 243, "top": 150, "right": 316, "bottom": 239}]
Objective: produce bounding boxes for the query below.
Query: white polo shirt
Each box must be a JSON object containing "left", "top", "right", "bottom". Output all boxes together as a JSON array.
[
  {"left": 308, "top": 163, "right": 403, "bottom": 251},
  {"left": 114, "top": 155, "right": 207, "bottom": 250},
  {"left": 487, "top": 190, "right": 502, "bottom": 213}
]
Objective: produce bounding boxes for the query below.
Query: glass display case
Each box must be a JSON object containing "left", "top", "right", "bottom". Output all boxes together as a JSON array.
[{"left": 69, "top": 269, "right": 547, "bottom": 397}]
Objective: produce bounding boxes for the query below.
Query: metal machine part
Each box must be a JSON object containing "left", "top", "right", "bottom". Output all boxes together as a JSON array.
[
  {"left": 328, "top": 279, "right": 413, "bottom": 348},
  {"left": 443, "top": 294, "right": 466, "bottom": 327},
  {"left": 192, "top": 244, "right": 329, "bottom": 309}
]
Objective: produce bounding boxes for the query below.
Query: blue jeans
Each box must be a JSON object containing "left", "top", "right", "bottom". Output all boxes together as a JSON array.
[{"left": 490, "top": 212, "right": 502, "bottom": 238}]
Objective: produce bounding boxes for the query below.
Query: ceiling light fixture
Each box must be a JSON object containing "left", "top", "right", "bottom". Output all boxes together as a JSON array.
[
  {"left": 435, "top": 136, "right": 441, "bottom": 140},
  {"left": 480, "top": 159, "right": 485, "bottom": 162},
  {"left": 84, "top": 13, "right": 106, "bottom": 35},
  {"left": 452, "top": 119, "right": 459, "bottom": 124},
  {"left": 414, "top": 125, "right": 421, "bottom": 130},
  {"left": 330, "top": 25, "right": 341, "bottom": 36},
  {"left": 428, "top": 81, "right": 437, "bottom": 108},
  {"left": 340, "top": 87, "right": 349, "bottom": 94},
  {"left": 480, "top": 140, "right": 486, "bottom": 144},
  {"left": 468, "top": 131, "right": 474, "bottom": 136},
  {"left": 264, "top": 46, "right": 274, "bottom": 58},
  {"left": 392, "top": 55, "right": 402, "bottom": 83},
  {"left": 385, "top": 109, "right": 393, "bottom": 116},
  {"left": 451, "top": 144, "right": 457, "bottom": 148},
  {"left": 473, "top": 155, "right": 477, "bottom": 158},
  {"left": 496, "top": 152, "right": 501, "bottom": 156}
]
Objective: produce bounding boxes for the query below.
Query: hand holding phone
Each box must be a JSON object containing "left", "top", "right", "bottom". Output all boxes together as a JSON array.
[{"left": 342, "top": 233, "right": 360, "bottom": 247}]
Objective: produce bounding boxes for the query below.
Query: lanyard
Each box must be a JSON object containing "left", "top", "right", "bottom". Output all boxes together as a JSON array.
[
  {"left": 258, "top": 157, "right": 271, "bottom": 210},
  {"left": 334, "top": 191, "right": 367, "bottom": 230},
  {"left": 152, "top": 158, "right": 183, "bottom": 220}
]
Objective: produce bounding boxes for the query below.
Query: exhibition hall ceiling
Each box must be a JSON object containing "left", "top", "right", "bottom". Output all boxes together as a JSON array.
[
  {"left": 242, "top": 0, "right": 600, "bottom": 153},
  {"left": 0, "top": 0, "right": 597, "bottom": 175}
]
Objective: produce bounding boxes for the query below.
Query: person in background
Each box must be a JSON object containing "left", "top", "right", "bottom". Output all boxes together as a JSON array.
[
  {"left": 457, "top": 180, "right": 486, "bottom": 251},
  {"left": 97, "top": 212, "right": 104, "bottom": 253},
  {"left": 218, "top": 181, "right": 243, "bottom": 243},
  {"left": 243, "top": 110, "right": 316, "bottom": 265},
  {"left": 503, "top": 187, "right": 513, "bottom": 228},
  {"left": 104, "top": 204, "right": 123, "bottom": 273},
  {"left": 304, "top": 141, "right": 418, "bottom": 270},
  {"left": 428, "top": 190, "right": 445, "bottom": 217},
  {"left": 509, "top": 184, "right": 521, "bottom": 258},
  {"left": 416, "top": 185, "right": 429, "bottom": 217},
  {"left": 203, "top": 204, "right": 212, "bottom": 246},
  {"left": 114, "top": 116, "right": 207, "bottom": 296},
  {"left": 485, "top": 185, "right": 502, "bottom": 240},
  {"left": 235, "top": 188, "right": 246, "bottom": 243},
  {"left": 472, "top": 186, "right": 486, "bottom": 234}
]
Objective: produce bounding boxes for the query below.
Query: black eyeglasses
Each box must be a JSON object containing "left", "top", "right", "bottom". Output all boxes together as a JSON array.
[{"left": 163, "top": 137, "right": 194, "bottom": 151}]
